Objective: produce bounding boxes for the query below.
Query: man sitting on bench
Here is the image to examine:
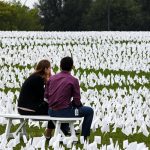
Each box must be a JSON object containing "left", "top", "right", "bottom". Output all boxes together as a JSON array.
[{"left": 45, "top": 56, "right": 94, "bottom": 141}]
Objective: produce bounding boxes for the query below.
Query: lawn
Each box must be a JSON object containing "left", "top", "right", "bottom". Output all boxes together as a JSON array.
[{"left": 0, "top": 31, "right": 149, "bottom": 149}]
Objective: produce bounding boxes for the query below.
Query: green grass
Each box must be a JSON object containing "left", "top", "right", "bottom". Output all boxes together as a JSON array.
[
  {"left": 0, "top": 35, "right": 150, "bottom": 149},
  {"left": 0, "top": 123, "right": 150, "bottom": 149},
  {"left": 0, "top": 66, "right": 149, "bottom": 149}
]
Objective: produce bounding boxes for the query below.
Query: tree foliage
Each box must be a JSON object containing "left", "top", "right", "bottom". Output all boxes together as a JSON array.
[
  {"left": 136, "top": 0, "right": 150, "bottom": 30},
  {"left": 0, "top": 0, "right": 150, "bottom": 31},
  {"left": 109, "top": 0, "right": 142, "bottom": 31},
  {"left": 38, "top": 0, "right": 150, "bottom": 31},
  {"left": 0, "top": 1, "right": 42, "bottom": 31},
  {"left": 38, "top": 0, "right": 92, "bottom": 31}
]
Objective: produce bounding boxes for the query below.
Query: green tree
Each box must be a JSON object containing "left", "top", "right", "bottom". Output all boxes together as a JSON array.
[
  {"left": 38, "top": 0, "right": 92, "bottom": 31},
  {"left": 137, "top": 0, "right": 150, "bottom": 30},
  {"left": 82, "top": 0, "right": 108, "bottom": 31},
  {"left": 0, "top": 1, "right": 42, "bottom": 31},
  {"left": 138, "top": 0, "right": 150, "bottom": 12},
  {"left": 0, "top": 1, "right": 17, "bottom": 30},
  {"left": 110, "top": 0, "right": 142, "bottom": 31},
  {"left": 82, "top": 0, "right": 142, "bottom": 31},
  {"left": 38, "top": 0, "right": 63, "bottom": 31},
  {"left": 61, "top": 0, "right": 92, "bottom": 31}
]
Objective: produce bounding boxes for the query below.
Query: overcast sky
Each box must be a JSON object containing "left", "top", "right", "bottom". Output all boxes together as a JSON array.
[{"left": 2, "top": 0, "right": 39, "bottom": 8}]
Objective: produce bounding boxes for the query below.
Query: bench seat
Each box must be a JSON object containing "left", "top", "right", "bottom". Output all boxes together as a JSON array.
[{"left": 0, "top": 114, "right": 83, "bottom": 141}]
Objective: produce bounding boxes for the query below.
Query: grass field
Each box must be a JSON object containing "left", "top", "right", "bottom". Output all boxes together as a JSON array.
[{"left": 0, "top": 31, "right": 150, "bottom": 149}]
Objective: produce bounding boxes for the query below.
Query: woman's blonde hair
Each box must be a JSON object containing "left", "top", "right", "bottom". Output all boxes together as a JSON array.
[{"left": 34, "top": 59, "right": 50, "bottom": 77}]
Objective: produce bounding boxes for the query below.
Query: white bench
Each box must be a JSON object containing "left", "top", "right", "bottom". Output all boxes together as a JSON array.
[{"left": 0, "top": 114, "right": 83, "bottom": 141}]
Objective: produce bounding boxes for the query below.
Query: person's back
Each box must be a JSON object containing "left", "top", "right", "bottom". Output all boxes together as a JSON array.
[
  {"left": 45, "top": 71, "right": 81, "bottom": 110},
  {"left": 18, "top": 73, "right": 45, "bottom": 110},
  {"left": 46, "top": 56, "right": 93, "bottom": 141}
]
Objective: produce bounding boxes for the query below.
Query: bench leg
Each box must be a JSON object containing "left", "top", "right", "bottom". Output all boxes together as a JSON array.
[
  {"left": 5, "top": 118, "right": 27, "bottom": 139},
  {"left": 52, "top": 121, "right": 65, "bottom": 138},
  {"left": 52, "top": 120, "right": 78, "bottom": 142},
  {"left": 5, "top": 118, "right": 13, "bottom": 139},
  {"left": 69, "top": 121, "right": 78, "bottom": 141},
  {"left": 13, "top": 119, "right": 27, "bottom": 138},
  {"left": 54, "top": 120, "right": 61, "bottom": 137},
  {"left": 21, "top": 120, "right": 27, "bottom": 136},
  {"left": 69, "top": 121, "right": 76, "bottom": 136}
]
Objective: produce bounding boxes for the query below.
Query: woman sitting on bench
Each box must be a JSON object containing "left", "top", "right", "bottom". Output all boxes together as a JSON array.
[{"left": 17, "top": 59, "right": 55, "bottom": 139}]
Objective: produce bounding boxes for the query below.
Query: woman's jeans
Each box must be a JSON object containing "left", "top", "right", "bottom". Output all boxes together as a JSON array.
[{"left": 48, "top": 106, "right": 93, "bottom": 137}]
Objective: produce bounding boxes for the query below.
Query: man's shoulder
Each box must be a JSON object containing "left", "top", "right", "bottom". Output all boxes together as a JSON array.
[
  {"left": 68, "top": 74, "right": 79, "bottom": 83},
  {"left": 50, "top": 72, "right": 78, "bottom": 82},
  {"left": 49, "top": 72, "right": 61, "bottom": 80}
]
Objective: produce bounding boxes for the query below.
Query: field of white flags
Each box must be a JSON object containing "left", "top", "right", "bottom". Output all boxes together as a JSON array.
[{"left": 0, "top": 31, "right": 150, "bottom": 150}]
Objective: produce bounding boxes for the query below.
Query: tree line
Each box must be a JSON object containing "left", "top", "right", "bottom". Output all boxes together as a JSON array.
[
  {"left": 0, "top": 0, "right": 150, "bottom": 31},
  {"left": 0, "top": 1, "right": 42, "bottom": 31}
]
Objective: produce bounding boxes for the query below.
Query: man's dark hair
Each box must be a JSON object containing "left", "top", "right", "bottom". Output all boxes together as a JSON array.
[{"left": 60, "top": 56, "right": 73, "bottom": 71}]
